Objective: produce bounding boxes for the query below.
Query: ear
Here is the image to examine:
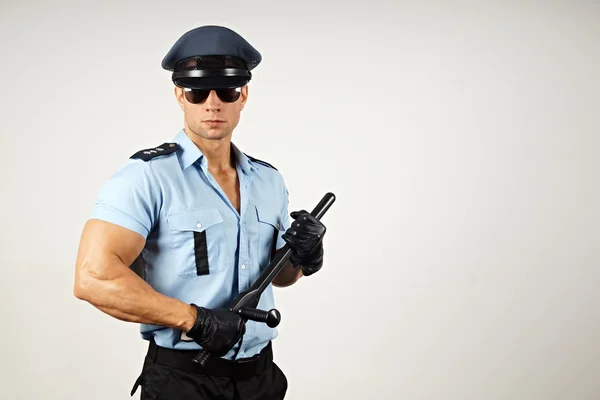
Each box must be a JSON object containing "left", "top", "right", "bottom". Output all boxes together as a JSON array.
[
  {"left": 174, "top": 86, "right": 185, "bottom": 111},
  {"left": 240, "top": 85, "right": 249, "bottom": 110}
]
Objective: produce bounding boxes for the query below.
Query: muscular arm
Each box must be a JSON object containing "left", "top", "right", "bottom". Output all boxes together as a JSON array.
[{"left": 73, "top": 219, "right": 197, "bottom": 332}]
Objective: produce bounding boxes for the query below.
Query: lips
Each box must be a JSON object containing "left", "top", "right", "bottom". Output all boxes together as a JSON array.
[{"left": 204, "top": 120, "right": 225, "bottom": 126}]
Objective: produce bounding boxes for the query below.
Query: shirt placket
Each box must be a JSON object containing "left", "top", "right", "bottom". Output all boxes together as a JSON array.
[
  {"left": 237, "top": 167, "right": 253, "bottom": 291},
  {"left": 237, "top": 166, "right": 253, "bottom": 357}
]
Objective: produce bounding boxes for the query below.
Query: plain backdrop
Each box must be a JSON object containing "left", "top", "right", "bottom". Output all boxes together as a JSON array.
[{"left": 1, "top": 1, "right": 599, "bottom": 399}]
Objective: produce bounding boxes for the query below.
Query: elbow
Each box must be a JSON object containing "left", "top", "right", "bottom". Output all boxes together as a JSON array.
[
  {"left": 73, "top": 272, "right": 93, "bottom": 302},
  {"left": 74, "top": 273, "right": 108, "bottom": 307},
  {"left": 73, "top": 258, "right": 104, "bottom": 303}
]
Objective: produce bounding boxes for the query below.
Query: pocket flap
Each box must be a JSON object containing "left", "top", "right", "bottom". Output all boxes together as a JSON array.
[
  {"left": 167, "top": 208, "right": 224, "bottom": 233},
  {"left": 255, "top": 205, "right": 281, "bottom": 230}
]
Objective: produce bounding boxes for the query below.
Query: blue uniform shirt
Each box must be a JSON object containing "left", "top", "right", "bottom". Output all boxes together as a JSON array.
[{"left": 90, "top": 128, "right": 291, "bottom": 359}]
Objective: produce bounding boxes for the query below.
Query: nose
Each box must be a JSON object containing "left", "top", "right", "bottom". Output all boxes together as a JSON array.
[{"left": 204, "top": 90, "right": 221, "bottom": 112}]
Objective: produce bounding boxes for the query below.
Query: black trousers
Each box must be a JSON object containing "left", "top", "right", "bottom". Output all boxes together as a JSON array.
[{"left": 131, "top": 339, "right": 288, "bottom": 400}]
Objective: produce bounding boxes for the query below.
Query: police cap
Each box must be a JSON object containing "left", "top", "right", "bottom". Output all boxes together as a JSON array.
[{"left": 161, "top": 25, "right": 262, "bottom": 89}]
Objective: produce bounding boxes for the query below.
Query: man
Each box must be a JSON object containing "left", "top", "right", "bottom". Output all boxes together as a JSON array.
[{"left": 73, "top": 25, "right": 327, "bottom": 400}]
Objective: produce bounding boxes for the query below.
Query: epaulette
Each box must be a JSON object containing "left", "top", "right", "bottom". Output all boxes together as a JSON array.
[
  {"left": 130, "top": 143, "right": 179, "bottom": 161},
  {"left": 245, "top": 153, "right": 277, "bottom": 170}
]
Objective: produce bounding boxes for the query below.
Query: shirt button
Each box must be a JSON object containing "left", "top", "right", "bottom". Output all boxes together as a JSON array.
[
  {"left": 196, "top": 223, "right": 202, "bottom": 228},
  {"left": 241, "top": 264, "right": 246, "bottom": 270}
]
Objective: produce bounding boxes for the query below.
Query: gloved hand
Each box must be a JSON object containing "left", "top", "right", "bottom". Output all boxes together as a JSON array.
[
  {"left": 281, "top": 210, "right": 326, "bottom": 276},
  {"left": 185, "top": 304, "right": 246, "bottom": 357}
]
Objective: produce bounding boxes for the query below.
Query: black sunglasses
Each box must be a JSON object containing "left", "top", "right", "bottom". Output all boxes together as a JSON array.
[{"left": 183, "top": 87, "right": 242, "bottom": 104}]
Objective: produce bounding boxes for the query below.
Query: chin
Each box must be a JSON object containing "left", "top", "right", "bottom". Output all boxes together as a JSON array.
[
  {"left": 203, "top": 131, "right": 230, "bottom": 141},
  {"left": 190, "top": 126, "right": 229, "bottom": 141}
]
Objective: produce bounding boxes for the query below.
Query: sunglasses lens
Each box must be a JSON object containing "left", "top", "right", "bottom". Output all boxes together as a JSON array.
[
  {"left": 216, "top": 88, "right": 241, "bottom": 103},
  {"left": 184, "top": 89, "right": 210, "bottom": 104},
  {"left": 183, "top": 88, "right": 242, "bottom": 104}
]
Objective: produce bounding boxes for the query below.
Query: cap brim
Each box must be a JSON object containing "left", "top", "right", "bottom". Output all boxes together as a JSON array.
[{"left": 174, "top": 76, "right": 250, "bottom": 89}]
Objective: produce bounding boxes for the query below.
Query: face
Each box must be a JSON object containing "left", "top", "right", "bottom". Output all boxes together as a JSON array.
[{"left": 175, "top": 85, "right": 248, "bottom": 141}]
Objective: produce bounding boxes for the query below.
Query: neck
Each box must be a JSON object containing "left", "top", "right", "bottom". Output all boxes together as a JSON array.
[{"left": 184, "top": 127, "right": 235, "bottom": 173}]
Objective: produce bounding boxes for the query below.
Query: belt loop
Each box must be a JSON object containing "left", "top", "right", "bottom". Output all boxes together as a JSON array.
[{"left": 148, "top": 337, "right": 158, "bottom": 363}]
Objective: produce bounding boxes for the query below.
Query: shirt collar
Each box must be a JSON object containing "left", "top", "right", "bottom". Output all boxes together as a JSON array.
[
  {"left": 173, "top": 129, "right": 203, "bottom": 170},
  {"left": 173, "top": 129, "right": 256, "bottom": 174},
  {"left": 231, "top": 142, "right": 255, "bottom": 175}
]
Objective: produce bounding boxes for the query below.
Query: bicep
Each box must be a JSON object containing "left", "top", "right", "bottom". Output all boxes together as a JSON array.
[{"left": 75, "top": 219, "right": 146, "bottom": 282}]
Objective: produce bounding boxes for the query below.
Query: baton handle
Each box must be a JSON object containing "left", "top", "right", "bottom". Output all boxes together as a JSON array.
[
  {"left": 194, "top": 349, "right": 210, "bottom": 366},
  {"left": 191, "top": 308, "right": 281, "bottom": 365},
  {"left": 238, "top": 307, "right": 281, "bottom": 328}
]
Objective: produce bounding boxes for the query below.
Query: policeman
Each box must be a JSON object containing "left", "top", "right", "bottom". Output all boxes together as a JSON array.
[{"left": 73, "top": 25, "right": 327, "bottom": 400}]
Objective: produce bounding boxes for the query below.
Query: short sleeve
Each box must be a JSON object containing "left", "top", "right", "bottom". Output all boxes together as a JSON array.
[
  {"left": 90, "top": 159, "right": 161, "bottom": 238},
  {"left": 276, "top": 178, "right": 291, "bottom": 250}
]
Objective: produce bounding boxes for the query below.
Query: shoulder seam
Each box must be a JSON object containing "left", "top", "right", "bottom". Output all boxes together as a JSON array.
[{"left": 245, "top": 153, "right": 277, "bottom": 171}]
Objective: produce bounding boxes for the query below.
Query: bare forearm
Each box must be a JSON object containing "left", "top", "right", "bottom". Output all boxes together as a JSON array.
[
  {"left": 273, "top": 260, "right": 303, "bottom": 287},
  {"left": 75, "top": 258, "right": 196, "bottom": 331}
]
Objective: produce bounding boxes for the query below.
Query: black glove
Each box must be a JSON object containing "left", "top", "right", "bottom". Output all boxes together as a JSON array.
[
  {"left": 281, "top": 210, "right": 326, "bottom": 276},
  {"left": 185, "top": 304, "right": 246, "bottom": 357}
]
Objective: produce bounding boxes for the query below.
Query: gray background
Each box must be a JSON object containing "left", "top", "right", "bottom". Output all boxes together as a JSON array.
[{"left": 1, "top": 1, "right": 599, "bottom": 399}]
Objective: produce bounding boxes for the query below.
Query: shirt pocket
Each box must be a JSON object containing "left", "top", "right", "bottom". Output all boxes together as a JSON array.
[
  {"left": 255, "top": 205, "right": 282, "bottom": 268},
  {"left": 166, "top": 208, "right": 230, "bottom": 278}
]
